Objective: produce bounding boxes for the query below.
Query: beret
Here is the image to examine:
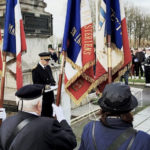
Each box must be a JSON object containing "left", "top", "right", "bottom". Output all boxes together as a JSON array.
[{"left": 15, "top": 84, "right": 44, "bottom": 100}]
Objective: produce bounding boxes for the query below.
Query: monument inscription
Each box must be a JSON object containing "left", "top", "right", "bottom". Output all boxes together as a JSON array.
[{"left": 23, "top": 12, "right": 52, "bottom": 36}]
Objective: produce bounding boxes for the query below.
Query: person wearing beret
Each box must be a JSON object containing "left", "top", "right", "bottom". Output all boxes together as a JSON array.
[
  {"left": 0, "top": 84, "right": 77, "bottom": 150},
  {"left": 32, "top": 52, "right": 56, "bottom": 117},
  {"left": 79, "top": 83, "right": 150, "bottom": 150}
]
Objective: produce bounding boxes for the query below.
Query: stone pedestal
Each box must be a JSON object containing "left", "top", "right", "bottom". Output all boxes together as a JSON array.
[
  {"left": 0, "top": 0, "right": 53, "bottom": 88},
  {"left": 0, "top": 0, "right": 72, "bottom": 122}
]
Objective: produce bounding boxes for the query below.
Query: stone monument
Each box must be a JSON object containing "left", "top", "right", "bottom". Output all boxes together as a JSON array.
[
  {"left": 0, "top": 0, "right": 53, "bottom": 88},
  {"left": 0, "top": 0, "right": 72, "bottom": 124}
]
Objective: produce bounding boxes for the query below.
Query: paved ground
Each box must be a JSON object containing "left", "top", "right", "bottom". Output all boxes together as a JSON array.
[{"left": 134, "top": 106, "right": 150, "bottom": 134}]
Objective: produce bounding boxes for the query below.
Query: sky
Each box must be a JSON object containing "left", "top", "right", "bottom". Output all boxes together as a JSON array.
[
  {"left": 44, "top": 0, "right": 67, "bottom": 40},
  {"left": 44, "top": 0, "right": 150, "bottom": 39},
  {"left": 124, "top": 0, "right": 150, "bottom": 14}
]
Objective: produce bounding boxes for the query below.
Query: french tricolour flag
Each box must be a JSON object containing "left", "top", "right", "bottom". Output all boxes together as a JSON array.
[
  {"left": 62, "top": 0, "right": 95, "bottom": 104},
  {"left": 95, "top": 0, "right": 132, "bottom": 92},
  {"left": 3, "top": 0, "right": 26, "bottom": 89}
]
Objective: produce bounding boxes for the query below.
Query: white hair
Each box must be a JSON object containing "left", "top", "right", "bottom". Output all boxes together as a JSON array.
[{"left": 16, "top": 96, "right": 42, "bottom": 111}]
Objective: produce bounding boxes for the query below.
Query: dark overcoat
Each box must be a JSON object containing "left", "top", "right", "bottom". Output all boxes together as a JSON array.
[
  {"left": 79, "top": 119, "right": 150, "bottom": 150},
  {"left": 50, "top": 52, "right": 58, "bottom": 62},
  {"left": 0, "top": 112, "right": 77, "bottom": 150},
  {"left": 32, "top": 63, "right": 56, "bottom": 117}
]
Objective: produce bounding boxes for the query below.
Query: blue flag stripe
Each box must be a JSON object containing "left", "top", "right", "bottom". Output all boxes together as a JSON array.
[
  {"left": 99, "top": 21, "right": 103, "bottom": 28},
  {"left": 104, "top": 0, "right": 123, "bottom": 49},
  {"left": 100, "top": 7, "right": 106, "bottom": 19},
  {"left": 62, "top": 0, "right": 81, "bottom": 63},
  {"left": 3, "top": 0, "right": 17, "bottom": 54}
]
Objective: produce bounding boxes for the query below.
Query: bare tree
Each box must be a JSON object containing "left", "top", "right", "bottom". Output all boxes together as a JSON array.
[{"left": 125, "top": 5, "right": 150, "bottom": 48}]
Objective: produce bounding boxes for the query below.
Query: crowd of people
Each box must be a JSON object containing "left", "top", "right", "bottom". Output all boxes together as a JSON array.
[{"left": 121, "top": 47, "right": 150, "bottom": 86}]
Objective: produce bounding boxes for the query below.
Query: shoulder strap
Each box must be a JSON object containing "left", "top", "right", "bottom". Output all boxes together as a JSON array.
[
  {"left": 92, "top": 121, "right": 98, "bottom": 150},
  {"left": 92, "top": 122, "right": 137, "bottom": 150},
  {"left": 126, "top": 129, "right": 137, "bottom": 150},
  {"left": 6, "top": 117, "right": 37, "bottom": 150},
  {"left": 107, "top": 127, "right": 137, "bottom": 150}
]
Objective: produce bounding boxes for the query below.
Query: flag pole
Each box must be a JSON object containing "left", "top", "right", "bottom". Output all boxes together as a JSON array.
[
  {"left": 107, "top": 35, "right": 112, "bottom": 83},
  {"left": 0, "top": 52, "right": 6, "bottom": 125},
  {"left": 56, "top": 51, "right": 66, "bottom": 106},
  {"left": 0, "top": 52, "right": 6, "bottom": 108}
]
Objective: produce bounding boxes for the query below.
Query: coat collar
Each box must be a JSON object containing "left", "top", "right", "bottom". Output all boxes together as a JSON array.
[
  {"left": 18, "top": 111, "right": 39, "bottom": 118},
  {"left": 104, "top": 118, "right": 133, "bottom": 129},
  {"left": 39, "top": 62, "right": 45, "bottom": 69}
]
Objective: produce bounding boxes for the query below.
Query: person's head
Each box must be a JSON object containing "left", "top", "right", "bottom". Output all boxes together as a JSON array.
[
  {"left": 48, "top": 44, "right": 52, "bottom": 49},
  {"left": 98, "top": 82, "right": 138, "bottom": 125},
  {"left": 15, "top": 84, "right": 44, "bottom": 115},
  {"left": 39, "top": 52, "right": 50, "bottom": 66},
  {"left": 48, "top": 44, "right": 55, "bottom": 53}
]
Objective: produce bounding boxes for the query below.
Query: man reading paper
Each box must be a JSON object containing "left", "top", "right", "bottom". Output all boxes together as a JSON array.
[{"left": 32, "top": 52, "right": 56, "bottom": 117}]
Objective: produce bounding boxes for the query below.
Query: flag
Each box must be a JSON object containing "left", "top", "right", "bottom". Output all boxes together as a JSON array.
[
  {"left": 3, "top": 0, "right": 26, "bottom": 89},
  {"left": 62, "top": 0, "right": 95, "bottom": 104},
  {"left": 0, "top": 28, "right": 2, "bottom": 76},
  {"left": 95, "top": 0, "right": 132, "bottom": 92}
]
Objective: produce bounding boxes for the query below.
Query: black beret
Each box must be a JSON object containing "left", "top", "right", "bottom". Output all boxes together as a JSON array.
[{"left": 15, "top": 84, "right": 44, "bottom": 100}]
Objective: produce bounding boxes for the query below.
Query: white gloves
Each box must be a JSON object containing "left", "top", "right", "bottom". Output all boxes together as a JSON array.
[
  {"left": 142, "top": 65, "right": 145, "bottom": 71},
  {"left": 0, "top": 108, "right": 6, "bottom": 121},
  {"left": 52, "top": 104, "right": 65, "bottom": 122}
]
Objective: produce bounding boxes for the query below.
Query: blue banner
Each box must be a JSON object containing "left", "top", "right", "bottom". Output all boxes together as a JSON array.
[
  {"left": 104, "top": 0, "right": 122, "bottom": 49},
  {"left": 62, "top": 0, "right": 81, "bottom": 63},
  {"left": 3, "top": 0, "right": 17, "bottom": 54}
]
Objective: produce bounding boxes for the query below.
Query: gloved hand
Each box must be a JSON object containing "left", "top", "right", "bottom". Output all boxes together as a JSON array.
[
  {"left": 45, "top": 84, "right": 51, "bottom": 90},
  {"left": 0, "top": 108, "right": 6, "bottom": 121},
  {"left": 52, "top": 104, "right": 65, "bottom": 122}
]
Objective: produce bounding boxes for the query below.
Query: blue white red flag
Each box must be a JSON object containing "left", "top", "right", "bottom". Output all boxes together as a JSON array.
[
  {"left": 62, "top": 0, "right": 95, "bottom": 104},
  {"left": 3, "top": 0, "right": 26, "bottom": 89},
  {"left": 95, "top": 0, "right": 132, "bottom": 92}
]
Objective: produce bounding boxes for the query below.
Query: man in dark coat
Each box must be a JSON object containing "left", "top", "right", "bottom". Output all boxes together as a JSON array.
[
  {"left": 48, "top": 44, "right": 58, "bottom": 63},
  {"left": 0, "top": 84, "right": 77, "bottom": 150},
  {"left": 32, "top": 52, "right": 56, "bottom": 117},
  {"left": 79, "top": 83, "right": 150, "bottom": 150},
  {"left": 144, "top": 56, "right": 150, "bottom": 86},
  {"left": 134, "top": 49, "right": 145, "bottom": 79}
]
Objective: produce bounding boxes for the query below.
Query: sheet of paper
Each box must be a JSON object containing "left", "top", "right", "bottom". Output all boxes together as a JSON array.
[{"left": 45, "top": 85, "right": 58, "bottom": 92}]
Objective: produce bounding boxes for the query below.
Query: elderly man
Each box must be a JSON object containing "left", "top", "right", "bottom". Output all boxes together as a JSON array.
[{"left": 0, "top": 84, "right": 77, "bottom": 150}]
